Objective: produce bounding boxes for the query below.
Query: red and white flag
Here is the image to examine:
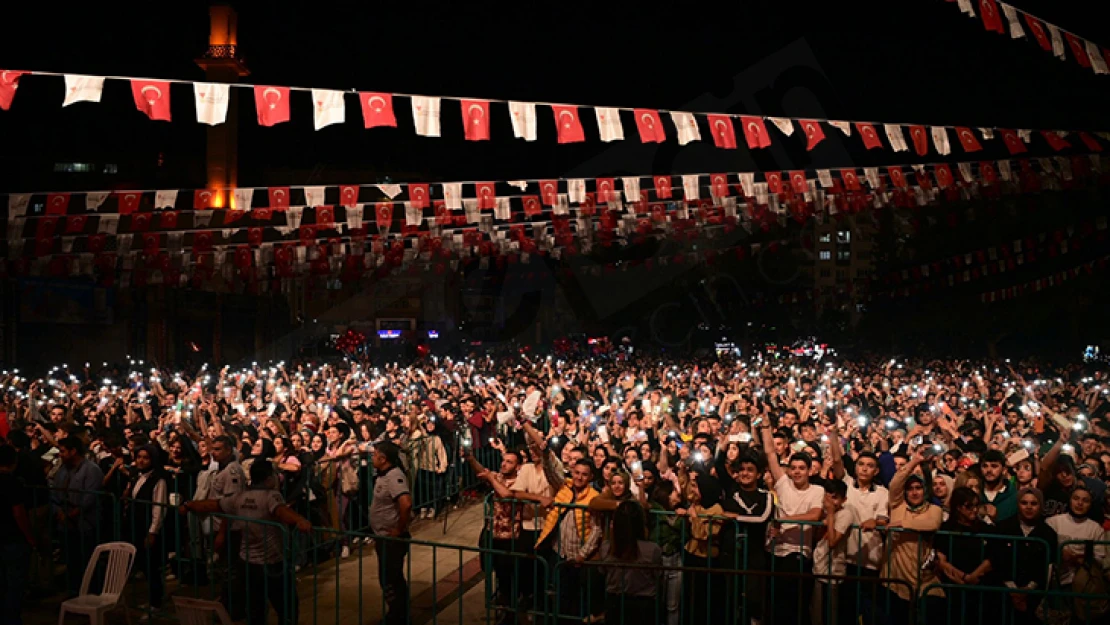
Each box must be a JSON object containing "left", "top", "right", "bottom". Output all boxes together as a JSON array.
[
  {"left": 707, "top": 115, "right": 738, "bottom": 149},
  {"left": 841, "top": 170, "right": 862, "bottom": 191},
  {"left": 540, "top": 180, "right": 559, "bottom": 206},
  {"left": 980, "top": 161, "right": 999, "bottom": 185},
  {"left": 999, "top": 3, "right": 1025, "bottom": 39},
  {"left": 375, "top": 202, "right": 393, "bottom": 232},
  {"left": 131, "top": 80, "right": 172, "bottom": 121},
  {"left": 154, "top": 190, "right": 178, "bottom": 209},
  {"left": 596, "top": 178, "right": 616, "bottom": 203},
  {"left": 955, "top": 127, "right": 983, "bottom": 152},
  {"left": 194, "top": 189, "right": 217, "bottom": 210},
  {"left": 856, "top": 123, "right": 883, "bottom": 150},
  {"left": 909, "top": 126, "right": 929, "bottom": 156},
  {"left": 255, "top": 86, "right": 291, "bottom": 126},
  {"left": 337, "top": 185, "right": 359, "bottom": 208},
  {"left": 1041, "top": 131, "right": 1071, "bottom": 151},
  {"left": 710, "top": 174, "right": 729, "bottom": 198},
  {"left": 552, "top": 105, "right": 585, "bottom": 143},
  {"left": 654, "top": 175, "right": 672, "bottom": 199},
  {"left": 508, "top": 101, "right": 537, "bottom": 141},
  {"left": 408, "top": 184, "right": 430, "bottom": 209},
  {"left": 460, "top": 99, "right": 490, "bottom": 141},
  {"left": 979, "top": 0, "right": 1004, "bottom": 34},
  {"left": 411, "top": 96, "right": 441, "bottom": 137},
  {"left": 0, "top": 70, "right": 27, "bottom": 110},
  {"left": 739, "top": 116, "right": 771, "bottom": 149},
  {"left": 670, "top": 111, "right": 701, "bottom": 145},
  {"left": 884, "top": 124, "right": 908, "bottom": 152},
  {"left": 522, "top": 196, "right": 542, "bottom": 217},
  {"left": 233, "top": 188, "right": 255, "bottom": 211},
  {"left": 1066, "top": 34, "right": 1092, "bottom": 68},
  {"left": 194, "top": 82, "right": 230, "bottom": 126},
  {"left": 789, "top": 171, "right": 808, "bottom": 194},
  {"left": 311, "top": 89, "right": 345, "bottom": 130},
  {"left": 1079, "top": 132, "right": 1104, "bottom": 152},
  {"left": 683, "top": 175, "right": 701, "bottom": 199},
  {"left": 65, "top": 214, "right": 88, "bottom": 234},
  {"left": 475, "top": 183, "right": 496, "bottom": 210},
  {"left": 62, "top": 75, "right": 104, "bottom": 107},
  {"left": 595, "top": 107, "right": 624, "bottom": 142},
  {"left": 888, "top": 166, "right": 908, "bottom": 189},
  {"left": 115, "top": 192, "right": 141, "bottom": 215},
  {"left": 999, "top": 129, "right": 1027, "bottom": 154},
  {"left": 935, "top": 164, "right": 955, "bottom": 189},
  {"left": 932, "top": 127, "right": 952, "bottom": 156},
  {"left": 1088, "top": 42, "right": 1110, "bottom": 74},
  {"left": 269, "top": 187, "right": 291, "bottom": 209},
  {"left": 634, "top": 109, "right": 666, "bottom": 143},
  {"left": 765, "top": 172, "right": 783, "bottom": 194},
  {"left": 360, "top": 92, "right": 397, "bottom": 128},
  {"left": 1024, "top": 15, "right": 1051, "bottom": 51},
  {"left": 799, "top": 120, "right": 825, "bottom": 151},
  {"left": 46, "top": 193, "right": 71, "bottom": 215}
]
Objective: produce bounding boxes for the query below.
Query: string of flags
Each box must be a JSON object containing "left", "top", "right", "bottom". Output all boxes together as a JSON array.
[
  {"left": 947, "top": 0, "right": 1110, "bottom": 75},
  {"left": 979, "top": 254, "right": 1110, "bottom": 303},
  {"left": 0, "top": 68, "right": 1107, "bottom": 156}
]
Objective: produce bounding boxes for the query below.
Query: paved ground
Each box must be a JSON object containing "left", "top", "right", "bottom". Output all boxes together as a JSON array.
[{"left": 45, "top": 500, "right": 494, "bottom": 625}]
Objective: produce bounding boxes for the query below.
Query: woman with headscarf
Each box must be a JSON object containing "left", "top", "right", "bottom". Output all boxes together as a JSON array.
[
  {"left": 598, "top": 501, "right": 662, "bottom": 624},
  {"left": 680, "top": 474, "right": 724, "bottom": 625},
  {"left": 932, "top": 473, "right": 955, "bottom": 518},
  {"left": 883, "top": 450, "right": 944, "bottom": 622},
  {"left": 123, "top": 444, "right": 169, "bottom": 611},
  {"left": 993, "top": 488, "right": 1058, "bottom": 625}
]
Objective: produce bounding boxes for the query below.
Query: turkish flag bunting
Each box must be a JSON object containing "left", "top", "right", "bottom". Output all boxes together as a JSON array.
[
  {"left": 0, "top": 70, "right": 27, "bottom": 110},
  {"left": 475, "top": 183, "right": 496, "bottom": 209},
  {"left": 935, "top": 164, "right": 955, "bottom": 189},
  {"left": 955, "top": 127, "right": 983, "bottom": 152},
  {"left": 1024, "top": 15, "right": 1052, "bottom": 51},
  {"left": 159, "top": 211, "right": 178, "bottom": 229},
  {"left": 268, "top": 187, "right": 291, "bottom": 209},
  {"left": 116, "top": 192, "right": 142, "bottom": 215},
  {"left": 432, "top": 201, "right": 450, "bottom": 224},
  {"left": 999, "top": 129, "right": 1027, "bottom": 155},
  {"left": 339, "top": 185, "right": 360, "bottom": 208},
  {"left": 634, "top": 109, "right": 666, "bottom": 143},
  {"left": 980, "top": 0, "right": 1004, "bottom": 33},
  {"left": 88, "top": 233, "right": 108, "bottom": 253},
  {"left": 765, "top": 172, "right": 783, "bottom": 194},
  {"left": 131, "top": 80, "right": 172, "bottom": 121},
  {"left": 596, "top": 178, "right": 616, "bottom": 203},
  {"left": 888, "top": 166, "right": 908, "bottom": 188},
  {"left": 980, "top": 161, "right": 999, "bottom": 185},
  {"left": 251, "top": 208, "right": 271, "bottom": 222},
  {"left": 316, "top": 206, "right": 335, "bottom": 226},
  {"left": 855, "top": 123, "right": 883, "bottom": 150},
  {"left": 710, "top": 174, "right": 730, "bottom": 198},
  {"left": 33, "top": 238, "right": 53, "bottom": 257},
  {"left": 551, "top": 105, "right": 585, "bottom": 143},
  {"left": 359, "top": 92, "right": 397, "bottom": 128},
  {"left": 408, "top": 184, "right": 430, "bottom": 209},
  {"left": 248, "top": 227, "right": 263, "bottom": 247},
  {"left": 916, "top": 169, "right": 932, "bottom": 190},
  {"left": 799, "top": 120, "right": 825, "bottom": 150},
  {"left": 374, "top": 203, "right": 393, "bottom": 231},
  {"left": 1041, "top": 131, "right": 1071, "bottom": 151},
  {"left": 194, "top": 189, "right": 216, "bottom": 210},
  {"left": 254, "top": 86, "right": 291, "bottom": 127},
  {"left": 654, "top": 175, "right": 672, "bottom": 199},
  {"left": 46, "top": 193, "right": 71, "bottom": 215},
  {"left": 705, "top": 115, "right": 738, "bottom": 149},
  {"left": 1066, "top": 34, "right": 1092, "bottom": 68},
  {"left": 520, "top": 196, "right": 541, "bottom": 217},
  {"left": 194, "top": 231, "right": 214, "bottom": 253},
  {"left": 142, "top": 233, "right": 161, "bottom": 256},
  {"left": 1079, "top": 132, "right": 1103, "bottom": 152},
  {"left": 739, "top": 116, "right": 771, "bottom": 149},
  {"left": 64, "top": 215, "right": 87, "bottom": 234},
  {"left": 789, "top": 171, "right": 808, "bottom": 194},
  {"left": 538, "top": 180, "right": 558, "bottom": 206},
  {"left": 131, "top": 213, "right": 152, "bottom": 232},
  {"left": 460, "top": 99, "right": 491, "bottom": 141},
  {"left": 841, "top": 169, "right": 862, "bottom": 191},
  {"left": 909, "top": 126, "right": 929, "bottom": 156},
  {"left": 579, "top": 193, "right": 596, "bottom": 216}
]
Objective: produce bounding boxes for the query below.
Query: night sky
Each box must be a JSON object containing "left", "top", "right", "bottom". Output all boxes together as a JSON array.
[{"left": 4, "top": 1, "right": 1110, "bottom": 193}]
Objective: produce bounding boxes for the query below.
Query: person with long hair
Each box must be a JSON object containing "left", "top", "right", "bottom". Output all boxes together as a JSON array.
[
  {"left": 646, "top": 480, "right": 683, "bottom": 625},
  {"left": 993, "top": 488, "right": 1058, "bottom": 625},
  {"left": 123, "top": 445, "right": 169, "bottom": 612},
  {"left": 936, "top": 486, "right": 995, "bottom": 624},
  {"left": 679, "top": 474, "right": 724, "bottom": 625},
  {"left": 599, "top": 500, "right": 661, "bottom": 624}
]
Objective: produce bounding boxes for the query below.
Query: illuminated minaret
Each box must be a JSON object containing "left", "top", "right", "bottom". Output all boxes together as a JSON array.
[{"left": 195, "top": 5, "right": 249, "bottom": 208}]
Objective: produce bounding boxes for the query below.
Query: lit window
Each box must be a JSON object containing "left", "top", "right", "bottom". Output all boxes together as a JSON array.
[
  {"left": 819, "top": 250, "right": 831, "bottom": 260},
  {"left": 837, "top": 231, "right": 851, "bottom": 244},
  {"left": 819, "top": 233, "right": 831, "bottom": 243},
  {"left": 53, "top": 162, "right": 92, "bottom": 173},
  {"left": 103, "top": 164, "right": 118, "bottom": 174},
  {"left": 837, "top": 250, "right": 851, "bottom": 261}
]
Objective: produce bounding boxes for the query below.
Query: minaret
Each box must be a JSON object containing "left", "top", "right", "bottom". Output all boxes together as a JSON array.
[{"left": 195, "top": 5, "right": 249, "bottom": 208}]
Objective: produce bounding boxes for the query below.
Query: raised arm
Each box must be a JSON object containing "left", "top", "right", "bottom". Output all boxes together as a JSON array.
[{"left": 759, "top": 423, "right": 785, "bottom": 483}]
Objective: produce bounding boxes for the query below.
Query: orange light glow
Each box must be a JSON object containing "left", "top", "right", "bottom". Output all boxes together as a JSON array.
[
  {"left": 208, "top": 6, "right": 238, "bottom": 46},
  {"left": 212, "top": 189, "right": 225, "bottom": 209}
]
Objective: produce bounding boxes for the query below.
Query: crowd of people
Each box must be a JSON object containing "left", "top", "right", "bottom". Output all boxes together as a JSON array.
[{"left": 0, "top": 349, "right": 1109, "bottom": 625}]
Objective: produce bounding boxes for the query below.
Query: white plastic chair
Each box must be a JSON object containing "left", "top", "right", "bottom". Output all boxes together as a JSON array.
[
  {"left": 57, "top": 541, "right": 137, "bottom": 625},
  {"left": 172, "top": 597, "right": 234, "bottom": 625}
]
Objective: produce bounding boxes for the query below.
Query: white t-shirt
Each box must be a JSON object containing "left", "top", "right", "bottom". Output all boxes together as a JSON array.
[
  {"left": 813, "top": 505, "right": 861, "bottom": 583},
  {"left": 844, "top": 474, "right": 889, "bottom": 570},
  {"left": 514, "top": 463, "right": 554, "bottom": 531},
  {"left": 774, "top": 474, "right": 825, "bottom": 558}
]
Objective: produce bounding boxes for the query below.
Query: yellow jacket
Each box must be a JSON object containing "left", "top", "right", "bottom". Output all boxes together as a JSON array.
[{"left": 535, "top": 480, "right": 599, "bottom": 548}]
